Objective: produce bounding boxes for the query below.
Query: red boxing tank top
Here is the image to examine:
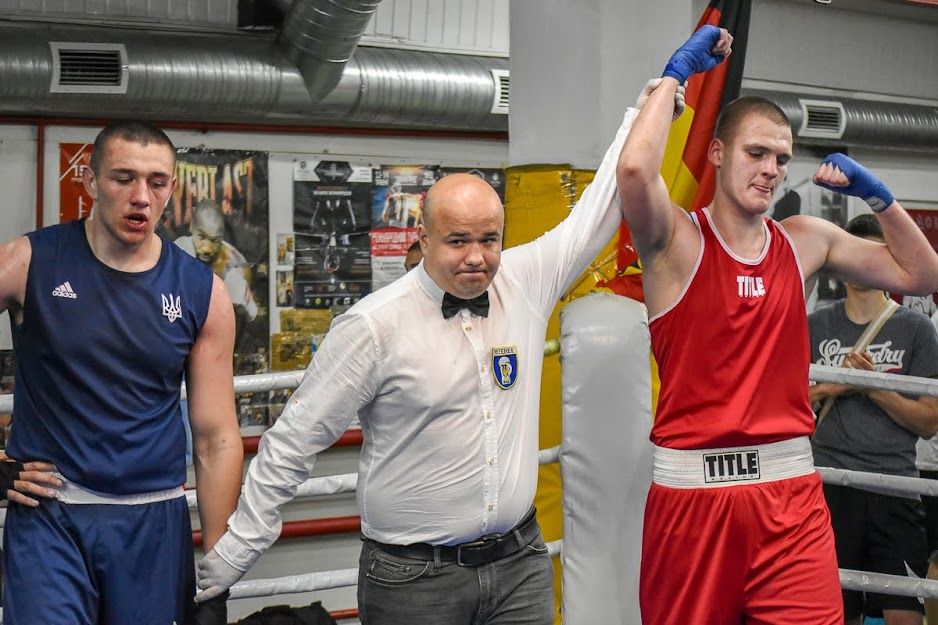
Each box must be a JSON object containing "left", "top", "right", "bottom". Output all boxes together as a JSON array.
[{"left": 649, "top": 208, "right": 815, "bottom": 449}]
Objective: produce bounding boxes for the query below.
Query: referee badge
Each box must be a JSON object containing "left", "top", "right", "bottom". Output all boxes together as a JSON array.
[{"left": 492, "top": 346, "right": 518, "bottom": 390}]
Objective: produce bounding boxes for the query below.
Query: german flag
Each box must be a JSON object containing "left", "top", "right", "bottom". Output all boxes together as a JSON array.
[
  {"left": 663, "top": 0, "right": 751, "bottom": 211},
  {"left": 597, "top": 0, "right": 750, "bottom": 300}
]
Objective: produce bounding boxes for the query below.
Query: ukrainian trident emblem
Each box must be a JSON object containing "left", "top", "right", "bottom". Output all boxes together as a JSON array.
[{"left": 162, "top": 293, "right": 182, "bottom": 323}]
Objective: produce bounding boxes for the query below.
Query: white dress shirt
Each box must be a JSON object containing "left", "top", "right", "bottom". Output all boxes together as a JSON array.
[{"left": 216, "top": 107, "right": 639, "bottom": 570}]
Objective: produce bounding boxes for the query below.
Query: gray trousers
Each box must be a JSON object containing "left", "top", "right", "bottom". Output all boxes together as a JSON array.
[{"left": 357, "top": 529, "right": 555, "bottom": 625}]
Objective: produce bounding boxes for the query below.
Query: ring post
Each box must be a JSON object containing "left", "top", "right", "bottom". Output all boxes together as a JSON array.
[{"left": 558, "top": 293, "right": 653, "bottom": 624}]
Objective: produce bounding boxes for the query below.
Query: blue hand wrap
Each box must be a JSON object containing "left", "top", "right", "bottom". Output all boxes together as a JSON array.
[
  {"left": 662, "top": 25, "right": 725, "bottom": 84},
  {"left": 816, "top": 153, "right": 895, "bottom": 213}
]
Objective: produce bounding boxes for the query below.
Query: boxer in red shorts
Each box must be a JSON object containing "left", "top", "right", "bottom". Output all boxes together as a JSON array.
[{"left": 616, "top": 25, "right": 938, "bottom": 624}]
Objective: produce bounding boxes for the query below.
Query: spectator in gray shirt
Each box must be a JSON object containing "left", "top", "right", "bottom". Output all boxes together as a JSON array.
[{"left": 809, "top": 213, "right": 938, "bottom": 625}]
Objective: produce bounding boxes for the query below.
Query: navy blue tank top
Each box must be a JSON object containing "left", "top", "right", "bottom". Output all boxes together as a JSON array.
[{"left": 9, "top": 219, "right": 214, "bottom": 494}]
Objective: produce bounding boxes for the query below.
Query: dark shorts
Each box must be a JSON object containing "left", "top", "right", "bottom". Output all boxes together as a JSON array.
[
  {"left": 823, "top": 482, "right": 927, "bottom": 618},
  {"left": 920, "top": 469, "right": 938, "bottom": 559},
  {"left": 3, "top": 496, "right": 195, "bottom": 625}
]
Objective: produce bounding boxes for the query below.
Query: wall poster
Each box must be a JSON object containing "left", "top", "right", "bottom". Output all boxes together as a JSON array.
[{"left": 292, "top": 159, "right": 373, "bottom": 309}]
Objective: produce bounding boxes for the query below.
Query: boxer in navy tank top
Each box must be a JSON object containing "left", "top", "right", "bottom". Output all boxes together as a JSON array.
[{"left": 0, "top": 121, "right": 243, "bottom": 625}]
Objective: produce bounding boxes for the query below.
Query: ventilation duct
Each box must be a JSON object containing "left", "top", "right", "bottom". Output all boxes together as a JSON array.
[
  {"left": 798, "top": 99, "right": 845, "bottom": 140},
  {"left": 746, "top": 89, "right": 938, "bottom": 152},
  {"left": 0, "top": 22, "right": 508, "bottom": 132},
  {"left": 279, "top": 0, "right": 382, "bottom": 102},
  {"left": 490, "top": 69, "right": 509, "bottom": 115},
  {"left": 49, "top": 42, "right": 128, "bottom": 94}
]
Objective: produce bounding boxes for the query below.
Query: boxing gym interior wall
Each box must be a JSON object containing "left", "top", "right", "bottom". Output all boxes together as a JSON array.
[{"left": 743, "top": 0, "right": 938, "bottom": 102}]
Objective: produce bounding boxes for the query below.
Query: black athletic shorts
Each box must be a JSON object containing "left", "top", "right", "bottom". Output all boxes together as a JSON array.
[
  {"left": 823, "top": 482, "right": 927, "bottom": 618},
  {"left": 919, "top": 469, "right": 938, "bottom": 560}
]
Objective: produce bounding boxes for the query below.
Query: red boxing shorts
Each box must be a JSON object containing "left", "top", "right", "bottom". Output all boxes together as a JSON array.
[{"left": 640, "top": 437, "right": 843, "bottom": 625}]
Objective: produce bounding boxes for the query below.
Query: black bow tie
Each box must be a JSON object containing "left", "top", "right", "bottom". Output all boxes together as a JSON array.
[{"left": 441, "top": 291, "right": 490, "bottom": 319}]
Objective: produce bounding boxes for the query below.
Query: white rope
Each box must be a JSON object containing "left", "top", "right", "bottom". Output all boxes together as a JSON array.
[
  {"left": 819, "top": 467, "right": 938, "bottom": 498},
  {"left": 810, "top": 363, "right": 938, "bottom": 397},
  {"left": 0, "top": 370, "right": 311, "bottom": 412},
  {"left": 1, "top": 360, "right": 932, "bottom": 412},
  {"left": 0, "top": 551, "right": 930, "bottom": 609},
  {"left": 225, "top": 546, "right": 936, "bottom": 603},
  {"left": 1, "top": 359, "right": 930, "bottom": 412},
  {"left": 841, "top": 568, "right": 938, "bottom": 599},
  {"left": 0, "top": 446, "right": 562, "bottom": 525},
  {"left": 228, "top": 539, "right": 564, "bottom": 600},
  {"left": 546, "top": 538, "right": 561, "bottom": 558},
  {"left": 230, "top": 568, "right": 360, "bottom": 600},
  {"left": 0, "top": 542, "right": 565, "bottom": 618},
  {"left": 193, "top": 449, "right": 559, "bottom": 510},
  {"left": 0, "top": 339, "right": 565, "bottom": 411},
  {"left": 185, "top": 370, "right": 308, "bottom": 401},
  {"left": 538, "top": 445, "right": 560, "bottom": 466}
]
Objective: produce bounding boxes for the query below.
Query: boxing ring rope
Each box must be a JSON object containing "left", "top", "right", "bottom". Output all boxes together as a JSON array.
[
  {"left": 0, "top": 363, "right": 927, "bottom": 415},
  {"left": 841, "top": 570, "right": 938, "bottom": 600},
  {"left": 197, "top": 446, "right": 565, "bottom": 603},
  {"left": 192, "top": 446, "right": 562, "bottom": 508},
  {"left": 227, "top": 541, "right": 564, "bottom": 600},
  {"left": 810, "top": 363, "right": 938, "bottom": 396},
  {"left": 0, "top": 340, "right": 564, "bottom": 415},
  {"left": 222, "top": 566, "right": 938, "bottom": 602},
  {"left": 242, "top": 428, "right": 363, "bottom": 455},
  {"left": 189, "top": 447, "right": 563, "bottom": 547},
  {"left": 4, "top": 298, "right": 938, "bottom": 619}
]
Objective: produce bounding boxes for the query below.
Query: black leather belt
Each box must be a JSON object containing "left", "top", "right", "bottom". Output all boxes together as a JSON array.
[{"left": 368, "top": 507, "right": 540, "bottom": 567}]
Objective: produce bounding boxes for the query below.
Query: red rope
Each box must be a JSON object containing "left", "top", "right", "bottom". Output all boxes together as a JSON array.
[
  {"left": 194, "top": 515, "right": 360, "bottom": 548},
  {"left": 330, "top": 608, "right": 360, "bottom": 620},
  {"left": 242, "top": 428, "right": 363, "bottom": 455}
]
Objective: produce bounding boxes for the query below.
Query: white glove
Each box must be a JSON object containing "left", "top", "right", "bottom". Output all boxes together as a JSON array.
[
  {"left": 195, "top": 548, "right": 246, "bottom": 603},
  {"left": 635, "top": 78, "right": 687, "bottom": 121}
]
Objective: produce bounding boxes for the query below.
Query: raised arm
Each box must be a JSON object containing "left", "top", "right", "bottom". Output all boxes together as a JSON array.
[
  {"left": 187, "top": 274, "right": 243, "bottom": 553},
  {"left": 784, "top": 154, "right": 938, "bottom": 295},
  {"left": 505, "top": 79, "right": 687, "bottom": 310},
  {"left": 616, "top": 26, "right": 732, "bottom": 260},
  {"left": 616, "top": 77, "right": 685, "bottom": 259}
]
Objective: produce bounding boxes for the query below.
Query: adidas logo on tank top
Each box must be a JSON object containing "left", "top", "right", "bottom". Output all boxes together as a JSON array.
[{"left": 52, "top": 281, "right": 78, "bottom": 299}]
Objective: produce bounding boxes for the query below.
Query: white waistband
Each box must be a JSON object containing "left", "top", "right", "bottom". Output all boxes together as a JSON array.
[
  {"left": 52, "top": 474, "right": 185, "bottom": 505},
  {"left": 653, "top": 437, "right": 815, "bottom": 489}
]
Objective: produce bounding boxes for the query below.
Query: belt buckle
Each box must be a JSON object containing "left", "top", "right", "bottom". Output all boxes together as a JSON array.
[{"left": 456, "top": 539, "right": 488, "bottom": 566}]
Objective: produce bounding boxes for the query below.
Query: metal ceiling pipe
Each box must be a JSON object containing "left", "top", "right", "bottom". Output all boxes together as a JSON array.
[
  {"left": 748, "top": 89, "right": 938, "bottom": 152},
  {"left": 279, "top": 0, "right": 382, "bottom": 102},
  {"left": 0, "top": 22, "right": 508, "bottom": 132}
]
